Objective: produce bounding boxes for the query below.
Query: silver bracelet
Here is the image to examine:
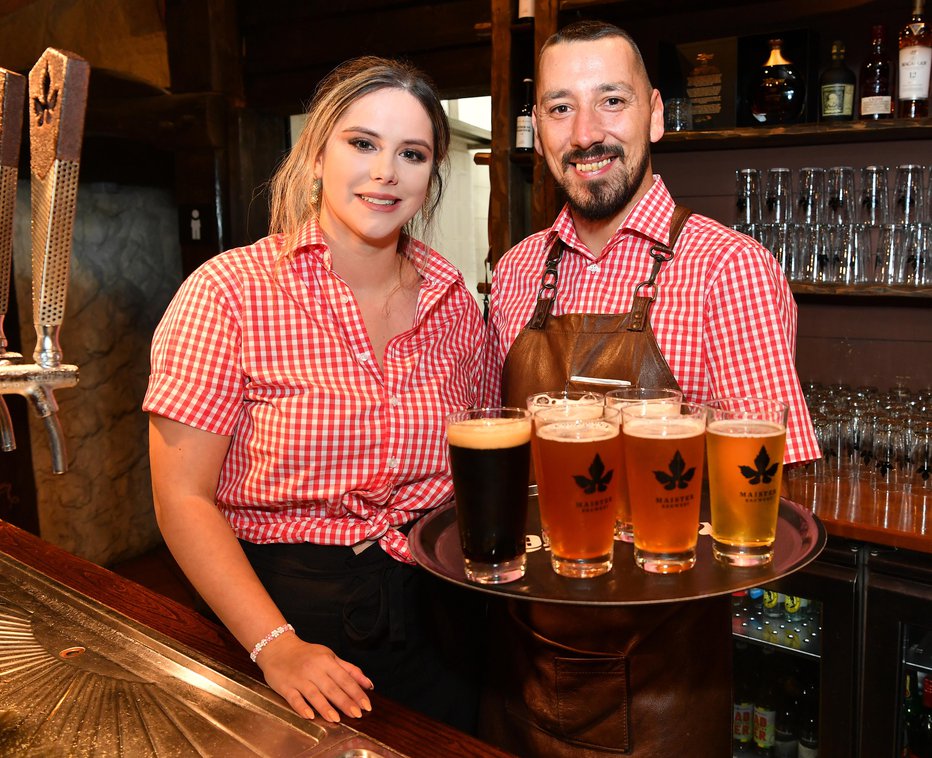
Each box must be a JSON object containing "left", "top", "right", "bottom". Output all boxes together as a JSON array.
[{"left": 249, "top": 623, "right": 294, "bottom": 662}]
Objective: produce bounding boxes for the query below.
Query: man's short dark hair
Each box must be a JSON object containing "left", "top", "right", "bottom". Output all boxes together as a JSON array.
[{"left": 538, "top": 20, "right": 652, "bottom": 88}]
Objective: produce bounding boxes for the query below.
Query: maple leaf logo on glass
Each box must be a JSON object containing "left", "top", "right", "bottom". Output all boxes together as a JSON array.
[
  {"left": 573, "top": 454, "right": 613, "bottom": 494},
  {"left": 739, "top": 446, "right": 780, "bottom": 485},
  {"left": 653, "top": 451, "right": 695, "bottom": 491}
]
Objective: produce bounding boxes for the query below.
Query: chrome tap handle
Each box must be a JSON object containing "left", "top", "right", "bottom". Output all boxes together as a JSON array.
[
  {"left": 28, "top": 49, "right": 89, "bottom": 369},
  {"left": 0, "top": 68, "right": 24, "bottom": 361},
  {"left": 0, "top": 396, "right": 15, "bottom": 452}
]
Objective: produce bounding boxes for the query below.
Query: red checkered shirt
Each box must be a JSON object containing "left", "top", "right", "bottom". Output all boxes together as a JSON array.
[
  {"left": 486, "top": 177, "right": 820, "bottom": 464},
  {"left": 144, "top": 219, "right": 485, "bottom": 562}
]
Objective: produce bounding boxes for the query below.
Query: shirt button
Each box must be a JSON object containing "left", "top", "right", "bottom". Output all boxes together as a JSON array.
[
  {"left": 387, "top": 457, "right": 399, "bottom": 469},
  {"left": 356, "top": 351, "right": 370, "bottom": 363},
  {"left": 389, "top": 396, "right": 401, "bottom": 407},
  {"left": 587, "top": 263, "right": 599, "bottom": 273},
  {"left": 340, "top": 294, "right": 351, "bottom": 304}
]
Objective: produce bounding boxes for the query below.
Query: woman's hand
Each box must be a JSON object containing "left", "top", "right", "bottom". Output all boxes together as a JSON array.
[{"left": 256, "top": 632, "right": 374, "bottom": 721}]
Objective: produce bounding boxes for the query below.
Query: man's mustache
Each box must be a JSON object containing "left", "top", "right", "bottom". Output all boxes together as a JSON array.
[{"left": 562, "top": 145, "right": 624, "bottom": 170}]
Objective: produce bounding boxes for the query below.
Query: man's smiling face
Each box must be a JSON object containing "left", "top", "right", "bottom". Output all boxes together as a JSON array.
[{"left": 533, "top": 36, "right": 664, "bottom": 225}]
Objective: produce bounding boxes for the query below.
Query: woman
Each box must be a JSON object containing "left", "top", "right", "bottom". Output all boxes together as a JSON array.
[{"left": 143, "top": 57, "right": 486, "bottom": 731}]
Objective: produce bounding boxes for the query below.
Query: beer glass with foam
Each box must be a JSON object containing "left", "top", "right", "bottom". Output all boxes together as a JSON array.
[
  {"left": 705, "top": 398, "right": 788, "bottom": 566},
  {"left": 605, "top": 388, "right": 683, "bottom": 543},
  {"left": 446, "top": 408, "right": 532, "bottom": 584},
  {"left": 534, "top": 404, "right": 621, "bottom": 578},
  {"left": 621, "top": 401, "right": 706, "bottom": 573},
  {"left": 526, "top": 391, "right": 604, "bottom": 547}
]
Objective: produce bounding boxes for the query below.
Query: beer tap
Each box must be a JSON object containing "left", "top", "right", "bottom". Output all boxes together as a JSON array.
[
  {"left": 0, "top": 49, "right": 88, "bottom": 474},
  {"left": 0, "top": 68, "right": 25, "bottom": 453}
]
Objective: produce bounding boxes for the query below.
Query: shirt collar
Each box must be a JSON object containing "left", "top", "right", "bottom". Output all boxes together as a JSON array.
[
  {"left": 289, "top": 217, "right": 463, "bottom": 290},
  {"left": 546, "top": 175, "right": 678, "bottom": 256}
]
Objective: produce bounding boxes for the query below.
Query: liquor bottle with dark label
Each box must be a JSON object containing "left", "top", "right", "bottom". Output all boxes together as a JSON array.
[
  {"left": 898, "top": 0, "right": 932, "bottom": 118},
  {"left": 515, "top": 78, "right": 534, "bottom": 152},
  {"left": 773, "top": 696, "right": 798, "bottom": 758},
  {"left": 860, "top": 24, "right": 895, "bottom": 119},
  {"left": 903, "top": 669, "right": 923, "bottom": 755},
  {"left": 797, "top": 674, "right": 820, "bottom": 758},
  {"left": 733, "top": 641, "right": 755, "bottom": 753},
  {"left": 907, "top": 675, "right": 932, "bottom": 758},
  {"left": 753, "top": 648, "right": 778, "bottom": 755},
  {"left": 820, "top": 40, "right": 856, "bottom": 121},
  {"left": 751, "top": 39, "right": 806, "bottom": 125}
]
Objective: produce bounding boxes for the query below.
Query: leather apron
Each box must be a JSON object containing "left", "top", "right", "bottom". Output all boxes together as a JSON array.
[{"left": 480, "top": 207, "right": 732, "bottom": 756}]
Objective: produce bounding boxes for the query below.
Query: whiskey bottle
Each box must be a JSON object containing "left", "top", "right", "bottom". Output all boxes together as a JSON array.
[
  {"left": 860, "top": 25, "right": 894, "bottom": 119},
  {"left": 750, "top": 39, "right": 806, "bottom": 125},
  {"left": 820, "top": 40, "right": 856, "bottom": 121},
  {"left": 515, "top": 78, "right": 534, "bottom": 152},
  {"left": 898, "top": 0, "right": 932, "bottom": 118},
  {"left": 517, "top": 0, "right": 534, "bottom": 21}
]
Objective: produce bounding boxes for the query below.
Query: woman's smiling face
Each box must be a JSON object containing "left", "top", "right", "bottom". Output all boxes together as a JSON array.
[{"left": 315, "top": 87, "right": 435, "bottom": 251}]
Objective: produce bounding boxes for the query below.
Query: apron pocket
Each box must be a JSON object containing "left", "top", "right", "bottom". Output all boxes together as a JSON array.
[
  {"left": 502, "top": 614, "right": 632, "bottom": 754},
  {"left": 554, "top": 655, "right": 631, "bottom": 752}
]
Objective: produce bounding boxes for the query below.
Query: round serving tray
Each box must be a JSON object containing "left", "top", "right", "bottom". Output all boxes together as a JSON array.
[{"left": 409, "top": 495, "right": 826, "bottom": 606}]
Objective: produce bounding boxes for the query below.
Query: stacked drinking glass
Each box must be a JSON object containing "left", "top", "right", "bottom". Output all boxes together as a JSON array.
[{"left": 734, "top": 165, "right": 932, "bottom": 287}]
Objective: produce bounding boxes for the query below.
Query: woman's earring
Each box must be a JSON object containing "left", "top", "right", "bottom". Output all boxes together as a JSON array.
[
  {"left": 310, "top": 178, "right": 322, "bottom": 207},
  {"left": 421, "top": 198, "right": 432, "bottom": 226}
]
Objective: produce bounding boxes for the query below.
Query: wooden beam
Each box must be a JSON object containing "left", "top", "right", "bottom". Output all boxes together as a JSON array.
[{"left": 244, "top": 46, "right": 491, "bottom": 115}]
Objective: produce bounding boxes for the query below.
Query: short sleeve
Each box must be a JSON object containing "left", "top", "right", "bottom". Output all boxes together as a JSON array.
[
  {"left": 704, "top": 243, "right": 819, "bottom": 464},
  {"left": 143, "top": 266, "right": 245, "bottom": 435}
]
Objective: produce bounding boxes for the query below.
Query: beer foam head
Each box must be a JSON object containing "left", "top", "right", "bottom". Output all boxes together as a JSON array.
[
  {"left": 536, "top": 419, "right": 619, "bottom": 442},
  {"left": 623, "top": 416, "right": 705, "bottom": 439},
  {"left": 607, "top": 399, "right": 681, "bottom": 416},
  {"left": 447, "top": 417, "right": 531, "bottom": 449},
  {"left": 707, "top": 419, "right": 785, "bottom": 438},
  {"left": 528, "top": 394, "right": 603, "bottom": 419}
]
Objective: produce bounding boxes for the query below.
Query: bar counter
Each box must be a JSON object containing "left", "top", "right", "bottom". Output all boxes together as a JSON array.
[
  {"left": 785, "top": 475, "right": 932, "bottom": 554},
  {"left": 0, "top": 520, "right": 515, "bottom": 758}
]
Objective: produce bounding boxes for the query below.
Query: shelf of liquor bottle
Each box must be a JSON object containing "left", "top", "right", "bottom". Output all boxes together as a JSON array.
[
  {"left": 731, "top": 604, "right": 822, "bottom": 659},
  {"left": 789, "top": 282, "right": 932, "bottom": 300},
  {"left": 654, "top": 118, "right": 932, "bottom": 153}
]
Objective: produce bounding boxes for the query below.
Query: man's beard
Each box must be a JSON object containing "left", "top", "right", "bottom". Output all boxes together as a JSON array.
[{"left": 558, "top": 145, "right": 649, "bottom": 222}]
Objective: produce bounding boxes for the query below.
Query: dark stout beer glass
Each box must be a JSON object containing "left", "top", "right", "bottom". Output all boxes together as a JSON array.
[{"left": 446, "top": 408, "right": 532, "bottom": 584}]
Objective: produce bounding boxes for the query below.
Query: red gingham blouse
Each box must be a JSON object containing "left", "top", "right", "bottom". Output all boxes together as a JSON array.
[
  {"left": 144, "top": 219, "right": 485, "bottom": 562},
  {"left": 486, "top": 177, "right": 820, "bottom": 464}
]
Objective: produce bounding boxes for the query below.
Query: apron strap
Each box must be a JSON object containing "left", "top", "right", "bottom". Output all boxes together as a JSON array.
[
  {"left": 528, "top": 236, "right": 566, "bottom": 330},
  {"left": 628, "top": 205, "right": 693, "bottom": 332},
  {"left": 527, "top": 205, "right": 692, "bottom": 332}
]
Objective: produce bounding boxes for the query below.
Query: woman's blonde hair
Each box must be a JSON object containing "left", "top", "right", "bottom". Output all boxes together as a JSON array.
[{"left": 268, "top": 56, "right": 451, "bottom": 258}]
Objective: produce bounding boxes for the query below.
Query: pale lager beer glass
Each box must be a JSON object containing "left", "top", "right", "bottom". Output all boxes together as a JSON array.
[
  {"left": 534, "top": 404, "right": 621, "bottom": 578},
  {"left": 621, "top": 401, "right": 706, "bottom": 573},
  {"left": 705, "top": 397, "right": 789, "bottom": 566},
  {"left": 446, "top": 408, "right": 532, "bottom": 584},
  {"left": 605, "top": 388, "right": 683, "bottom": 543}
]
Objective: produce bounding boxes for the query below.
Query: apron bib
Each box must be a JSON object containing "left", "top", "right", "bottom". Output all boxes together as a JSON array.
[{"left": 482, "top": 206, "right": 732, "bottom": 756}]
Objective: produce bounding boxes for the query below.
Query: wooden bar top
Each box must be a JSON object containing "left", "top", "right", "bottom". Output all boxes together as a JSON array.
[
  {"left": 0, "top": 520, "right": 514, "bottom": 758},
  {"left": 784, "top": 475, "right": 932, "bottom": 554}
]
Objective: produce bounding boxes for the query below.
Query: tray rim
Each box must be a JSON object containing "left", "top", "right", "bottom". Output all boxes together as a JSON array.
[{"left": 409, "top": 496, "right": 827, "bottom": 606}]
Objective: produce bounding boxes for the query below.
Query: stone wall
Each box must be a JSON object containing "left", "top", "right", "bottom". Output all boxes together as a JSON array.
[{"left": 12, "top": 182, "right": 182, "bottom": 565}]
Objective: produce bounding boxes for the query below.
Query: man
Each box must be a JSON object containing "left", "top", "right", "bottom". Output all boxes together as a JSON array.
[{"left": 481, "top": 20, "right": 819, "bottom": 756}]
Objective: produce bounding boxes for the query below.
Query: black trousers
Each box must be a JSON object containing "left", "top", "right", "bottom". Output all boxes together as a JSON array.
[{"left": 240, "top": 537, "right": 485, "bottom": 734}]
